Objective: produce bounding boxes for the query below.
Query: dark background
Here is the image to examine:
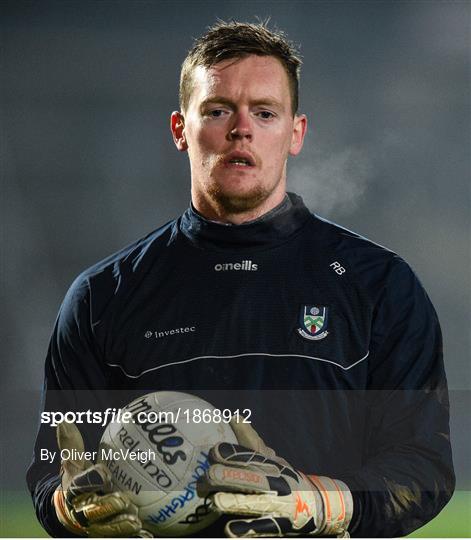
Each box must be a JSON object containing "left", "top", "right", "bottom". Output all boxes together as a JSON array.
[{"left": 1, "top": 0, "right": 469, "bottom": 509}]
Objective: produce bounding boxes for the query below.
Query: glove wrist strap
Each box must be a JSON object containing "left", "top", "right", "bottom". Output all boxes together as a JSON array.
[
  {"left": 307, "top": 475, "right": 353, "bottom": 537},
  {"left": 53, "top": 487, "right": 86, "bottom": 535}
]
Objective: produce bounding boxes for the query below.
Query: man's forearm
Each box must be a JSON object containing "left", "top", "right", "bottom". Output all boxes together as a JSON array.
[
  {"left": 29, "top": 473, "right": 78, "bottom": 538},
  {"left": 338, "top": 454, "right": 455, "bottom": 537}
]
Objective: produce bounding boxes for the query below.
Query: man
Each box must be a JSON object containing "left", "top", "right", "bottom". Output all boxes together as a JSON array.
[{"left": 27, "top": 21, "right": 454, "bottom": 537}]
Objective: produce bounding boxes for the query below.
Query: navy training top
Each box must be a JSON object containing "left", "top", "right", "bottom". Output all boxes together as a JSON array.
[{"left": 27, "top": 192, "right": 455, "bottom": 537}]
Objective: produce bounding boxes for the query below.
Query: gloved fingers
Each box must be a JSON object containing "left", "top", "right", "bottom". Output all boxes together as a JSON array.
[
  {"left": 66, "top": 463, "right": 113, "bottom": 504},
  {"left": 229, "top": 418, "right": 277, "bottom": 459},
  {"left": 213, "top": 491, "right": 289, "bottom": 518},
  {"left": 72, "top": 491, "right": 137, "bottom": 525},
  {"left": 209, "top": 443, "right": 283, "bottom": 475},
  {"left": 57, "top": 421, "right": 92, "bottom": 478},
  {"left": 86, "top": 512, "right": 144, "bottom": 537},
  {"left": 225, "top": 516, "right": 293, "bottom": 538}
]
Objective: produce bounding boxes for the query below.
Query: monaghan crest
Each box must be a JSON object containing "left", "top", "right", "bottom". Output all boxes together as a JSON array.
[{"left": 297, "top": 305, "right": 329, "bottom": 341}]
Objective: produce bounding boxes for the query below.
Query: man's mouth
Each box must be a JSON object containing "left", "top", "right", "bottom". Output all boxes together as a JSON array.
[
  {"left": 228, "top": 158, "right": 251, "bottom": 166},
  {"left": 224, "top": 152, "right": 256, "bottom": 168}
]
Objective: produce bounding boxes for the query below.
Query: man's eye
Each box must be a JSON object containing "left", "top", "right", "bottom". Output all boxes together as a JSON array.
[
  {"left": 208, "top": 109, "right": 225, "bottom": 118},
  {"left": 257, "top": 111, "right": 275, "bottom": 119}
]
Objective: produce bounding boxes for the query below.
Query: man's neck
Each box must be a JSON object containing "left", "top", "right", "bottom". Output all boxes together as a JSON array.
[{"left": 192, "top": 190, "right": 288, "bottom": 225}]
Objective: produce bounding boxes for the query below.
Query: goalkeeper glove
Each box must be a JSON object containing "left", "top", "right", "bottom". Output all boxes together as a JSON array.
[
  {"left": 199, "top": 419, "right": 353, "bottom": 538},
  {"left": 53, "top": 421, "right": 152, "bottom": 537}
]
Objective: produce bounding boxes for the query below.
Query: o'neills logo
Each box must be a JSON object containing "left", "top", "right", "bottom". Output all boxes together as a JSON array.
[{"left": 214, "top": 260, "right": 258, "bottom": 271}]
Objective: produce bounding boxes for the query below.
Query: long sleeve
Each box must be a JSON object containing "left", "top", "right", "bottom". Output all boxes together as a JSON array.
[
  {"left": 26, "top": 275, "right": 109, "bottom": 537},
  {"left": 340, "top": 259, "right": 455, "bottom": 537}
]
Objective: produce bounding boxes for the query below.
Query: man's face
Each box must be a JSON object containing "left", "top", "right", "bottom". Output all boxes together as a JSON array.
[{"left": 171, "top": 55, "right": 307, "bottom": 217}]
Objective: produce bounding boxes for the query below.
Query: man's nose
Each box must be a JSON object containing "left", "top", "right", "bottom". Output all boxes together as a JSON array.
[{"left": 228, "top": 111, "right": 252, "bottom": 141}]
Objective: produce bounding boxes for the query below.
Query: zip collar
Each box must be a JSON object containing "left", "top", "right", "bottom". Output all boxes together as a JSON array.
[{"left": 179, "top": 192, "right": 311, "bottom": 251}]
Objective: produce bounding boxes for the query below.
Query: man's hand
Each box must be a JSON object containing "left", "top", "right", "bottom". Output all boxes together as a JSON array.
[
  {"left": 53, "top": 422, "right": 151, "bottom": 537},
  {"left": 198, "top": 420, "right": 353, "bottom": 538}
]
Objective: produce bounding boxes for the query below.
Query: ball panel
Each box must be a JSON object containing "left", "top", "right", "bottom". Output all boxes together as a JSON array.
[{"left": 99, "top": 391, "right": 237, "bottom": 536}]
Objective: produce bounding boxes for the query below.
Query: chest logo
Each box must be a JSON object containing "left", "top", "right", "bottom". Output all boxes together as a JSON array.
[{"left": 297, "top": 305, "right": 329, "bottom": 341}]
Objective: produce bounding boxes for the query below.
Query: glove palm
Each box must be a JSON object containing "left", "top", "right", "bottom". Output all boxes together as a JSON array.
[{"left": 199, "top": 420, "right": 352, "bottom": 538}]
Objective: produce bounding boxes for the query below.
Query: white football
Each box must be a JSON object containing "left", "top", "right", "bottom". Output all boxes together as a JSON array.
[{"left": 98, "top": 391, "right": 237, "bottom": 536}]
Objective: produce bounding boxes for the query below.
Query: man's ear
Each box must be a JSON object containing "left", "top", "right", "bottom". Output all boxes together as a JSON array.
[
  {"left": 289, "top": 114, "right": 307, "bottom": 157},
  {"left": 170, "top": 111, "right": 188, "bottom": 151}
]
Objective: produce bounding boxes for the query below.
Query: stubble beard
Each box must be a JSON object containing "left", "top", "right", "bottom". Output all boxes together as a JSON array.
[
  {"left": 206, "top": 183, "right": 271, "bottom": 214},
  {"left": 205, "top": 161, "right": 282, "bottom": 215},
  {"left": 192, "top": 154, "right": 286, "bottom": 218}
]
